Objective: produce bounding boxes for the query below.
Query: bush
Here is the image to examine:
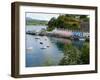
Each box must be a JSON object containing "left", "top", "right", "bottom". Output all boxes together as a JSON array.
[
  {"left": 59, "top": 44, "right": 81, "bottom": 65},
  {"left": 81, "top": 43, "right": 89, "bottom": 64}
]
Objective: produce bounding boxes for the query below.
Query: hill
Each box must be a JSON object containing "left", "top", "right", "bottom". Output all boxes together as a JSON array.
[{"left": 26, "top": 17, "right": 48, "bottom": 25}]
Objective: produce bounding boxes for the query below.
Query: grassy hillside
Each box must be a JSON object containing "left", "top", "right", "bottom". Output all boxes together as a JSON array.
[{"left": 26, "top": 17, "right": 48, "bottom": 25}]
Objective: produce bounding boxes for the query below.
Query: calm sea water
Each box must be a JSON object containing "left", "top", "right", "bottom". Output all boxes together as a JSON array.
[{"left": 26, "top": 25, "right": 84, "bottom": 67}]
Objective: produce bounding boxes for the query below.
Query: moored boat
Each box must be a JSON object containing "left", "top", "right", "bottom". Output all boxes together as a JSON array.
[{"left": 79, "top": 37, "right": 85, "bottom": 41}]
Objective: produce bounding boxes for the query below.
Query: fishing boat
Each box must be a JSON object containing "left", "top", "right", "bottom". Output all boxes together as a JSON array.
[{"left": 71, "top": 35, "right": 85, "bottom": 41}]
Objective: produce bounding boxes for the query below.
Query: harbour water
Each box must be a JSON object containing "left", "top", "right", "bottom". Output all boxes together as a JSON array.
[{"left": 26, "top": 25, "right": 85, "bottom": 67}]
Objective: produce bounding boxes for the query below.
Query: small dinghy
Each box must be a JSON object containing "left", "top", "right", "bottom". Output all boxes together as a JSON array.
[
  {"left": 40, "top": 47, "right": 47, "bottom": 49},
  {"left": 35, "top": 37, "right": 40, "bottom": 39},
  {"left": 47, "top": 46, "right": 50, "bottom": 48},
  {"left": 79, "top": 37, "right": 85, "bottom": 41},
  {"left": 26, "top": 47, "right": 33, "bottom": 50},
  {"left": 45, "top": 39, "right": 47, "bottom": 41},
  {"left": 40, "top": 42, "right": 43, "bottom": 44}
]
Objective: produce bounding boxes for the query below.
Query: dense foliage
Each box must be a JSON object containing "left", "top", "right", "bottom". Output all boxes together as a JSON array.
[
  {"left": 59, "top": 44, "right": 81, "bottom": 65},
  {"left": 47, "top": 14, "right": 89, "bottom": 31},
  {"left": 59, "top": 42, "right": 89, "bottom": 65},
  {"left": 81, "top": 42, "right": 89, "bottom": 64}
]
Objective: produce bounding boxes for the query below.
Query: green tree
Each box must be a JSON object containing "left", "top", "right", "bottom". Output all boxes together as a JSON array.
[
  {"left": 47, "top": 17, "right": 57, "bottom": 31},
  {"left": 80, "top": 15, "right": 89, "bottom": 22},
  {"left": 47, "top": 14, "right": 81, "bottom": 31}
]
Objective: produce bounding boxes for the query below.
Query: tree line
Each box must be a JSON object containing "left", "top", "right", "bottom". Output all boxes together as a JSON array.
[{"left": 47, "top": 14, "right": 89, "bottom": 31}]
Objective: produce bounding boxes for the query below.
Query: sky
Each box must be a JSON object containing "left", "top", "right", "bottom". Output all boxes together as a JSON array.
[
  {"left": 26, "top": 12, "right": 60, "bottom": 21},
  {"left": 26, "top": 12, "right": 89, "bottom": 21}
]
